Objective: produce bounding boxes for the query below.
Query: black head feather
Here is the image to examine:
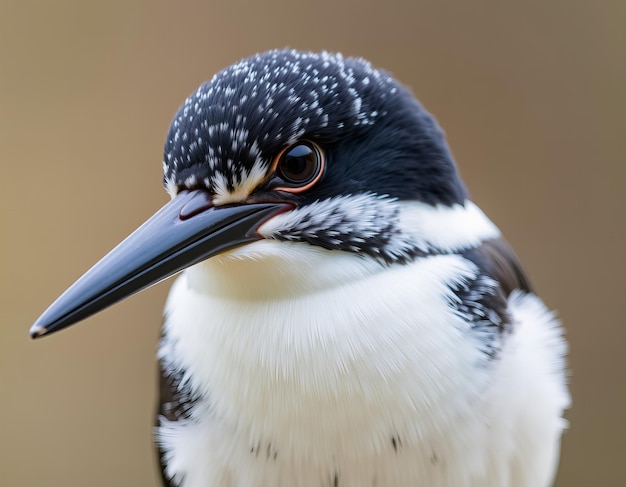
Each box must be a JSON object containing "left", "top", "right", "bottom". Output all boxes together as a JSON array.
[{"left": 163, "top": 49, "right": 467, "bottom": 206}]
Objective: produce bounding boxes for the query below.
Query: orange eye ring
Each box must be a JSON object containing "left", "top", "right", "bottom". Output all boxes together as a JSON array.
[{"left": 270, "top": 140, "right": 325, "bottom": 193}]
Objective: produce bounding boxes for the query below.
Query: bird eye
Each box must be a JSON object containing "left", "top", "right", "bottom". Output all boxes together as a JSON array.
[{"left": 272, "top": 141, "right": 325, "bottom": 193}]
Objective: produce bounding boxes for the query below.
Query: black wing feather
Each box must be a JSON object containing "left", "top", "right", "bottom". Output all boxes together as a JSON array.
[{"left": 453, "top": 237, "right": 533, "bottom": 358}]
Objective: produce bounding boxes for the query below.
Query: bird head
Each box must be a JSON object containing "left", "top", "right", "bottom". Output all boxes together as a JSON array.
[{"left": 30, "top": 49, "right": 485, "bottom": 338}]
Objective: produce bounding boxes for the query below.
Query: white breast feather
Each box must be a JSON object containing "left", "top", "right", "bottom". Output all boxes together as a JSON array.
[{"left": 156, "top": 204, "right": 569, "bottom": 487}]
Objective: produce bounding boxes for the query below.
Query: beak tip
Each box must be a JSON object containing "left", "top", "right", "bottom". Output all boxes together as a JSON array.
[
  {"left": 27, "top": 196, "right": 291, "bottom": 340},
  {"left": 30, "top": 323, "right": 48, "bottom": 339}
]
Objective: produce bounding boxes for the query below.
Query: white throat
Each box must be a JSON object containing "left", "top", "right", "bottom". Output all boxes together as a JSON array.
[{"left": 160, "top": 243, "right": 491, "bottom": 457}]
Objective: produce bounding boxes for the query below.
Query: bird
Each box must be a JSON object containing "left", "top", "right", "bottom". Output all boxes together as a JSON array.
[{"left": 31, "top": 49, "right": 570, "bottom": 487}]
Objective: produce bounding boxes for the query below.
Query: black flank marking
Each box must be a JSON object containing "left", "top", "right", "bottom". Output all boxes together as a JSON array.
[
  {"left": 450, "top": 237, "right": 533, "bottom": 358},
  {"left": 157, "top": 364, "right": 200, "bottom": 423},
  {"left": 333, "top": 472, "right": 339, "bottom": 487},
  {"left": 156, "top": 355, "right": 203, "bottom": 487}
]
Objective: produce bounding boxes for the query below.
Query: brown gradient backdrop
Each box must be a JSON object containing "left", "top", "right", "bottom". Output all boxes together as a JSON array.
[{"left": 1, "top": 1, "right": 624, "bottom": 486}]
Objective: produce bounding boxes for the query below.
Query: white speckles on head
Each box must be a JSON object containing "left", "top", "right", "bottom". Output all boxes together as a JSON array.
[
  {"left": 164, "top": 174, "right": 178, "bottom": 199},
  {"left": 209, "top": 172, "right": 230, "bottom": 204},
  {"left": 212, "top": 158, "right": 269, "bottom": 206},
  {"left": 163, "top": 50, "right": 401, "bottom": 194},
  {"left": 350, "top": 89, "right": 362, "bottom": 116},
  {"left": 183, "top": 174, "right": 197, "bottom": 188}
]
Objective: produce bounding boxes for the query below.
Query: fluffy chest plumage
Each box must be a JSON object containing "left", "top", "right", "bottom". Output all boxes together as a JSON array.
[{"left": 156, "top": 242, "right": 568, "bottom": 487}]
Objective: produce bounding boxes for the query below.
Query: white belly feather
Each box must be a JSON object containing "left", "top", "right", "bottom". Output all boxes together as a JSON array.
[{"left": 157, "top": 242, "right": 569, "bottom": 487}]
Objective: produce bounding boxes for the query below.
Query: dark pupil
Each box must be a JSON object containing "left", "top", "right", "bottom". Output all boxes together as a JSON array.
[{"left": 280, "top": 144, "right": 317, "bottom": 183}]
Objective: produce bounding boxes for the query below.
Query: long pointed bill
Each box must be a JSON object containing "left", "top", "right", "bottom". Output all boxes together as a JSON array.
[{"left": 30, "top": 189, "right": 292, "bottom": 338}]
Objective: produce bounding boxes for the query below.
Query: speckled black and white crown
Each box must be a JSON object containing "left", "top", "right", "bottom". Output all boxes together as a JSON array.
[{"left": 162, "top": 49, "right": 467, "bottom": 206}]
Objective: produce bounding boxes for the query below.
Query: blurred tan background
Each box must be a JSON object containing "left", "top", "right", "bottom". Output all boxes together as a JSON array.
[{"left": 1, "top": 0, "right": 624, "bottom": 486}]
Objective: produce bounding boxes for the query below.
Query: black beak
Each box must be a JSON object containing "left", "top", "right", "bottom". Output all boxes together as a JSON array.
[{"left": 30, "top": 189, "right": 292, "bottom": 338}]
